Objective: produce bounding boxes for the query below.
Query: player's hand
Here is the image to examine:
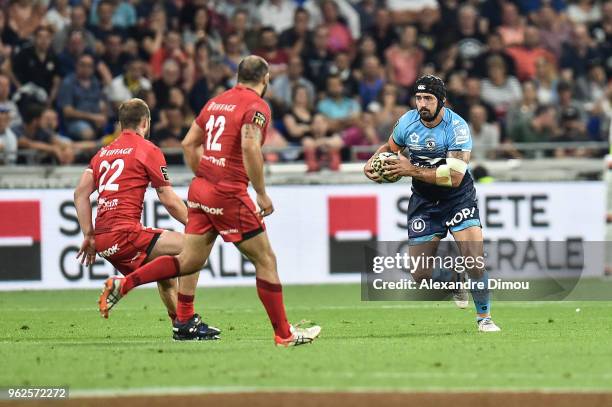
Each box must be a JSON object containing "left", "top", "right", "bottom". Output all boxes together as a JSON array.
[
  {"left": 364, "top": 158, "right": 383, "bottom": 183},
  {"left": 76, "top": 235, "right": 96, "bottom": 267},
  {"left": 256, "top": 192, "right": 274, "bottom": 217},
  {"left": 383, "top": 157, "right": 416, "bottom": 178}
]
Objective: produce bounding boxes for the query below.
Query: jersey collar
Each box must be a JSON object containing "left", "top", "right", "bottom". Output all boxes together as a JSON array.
[{"left": 235, "top": 84, "right": 261, "bottom": 97}]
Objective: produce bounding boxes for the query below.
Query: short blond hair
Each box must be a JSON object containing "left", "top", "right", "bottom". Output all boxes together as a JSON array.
[{"left": 118, "top": 98, "right": 150, "bottom": 130}]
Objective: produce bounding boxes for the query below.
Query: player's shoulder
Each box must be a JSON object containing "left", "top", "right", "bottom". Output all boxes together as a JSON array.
[
  {"left": 444, "top": 108, "right": 469, "bottom": 129},
  {"left": 398, "top": 109, "right": 421, "bottom": 128}
]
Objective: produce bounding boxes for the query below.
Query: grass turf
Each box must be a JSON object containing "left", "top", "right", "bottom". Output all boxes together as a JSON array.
[{"left": 1, "top": 283, "right": 612, "bottom": 392}]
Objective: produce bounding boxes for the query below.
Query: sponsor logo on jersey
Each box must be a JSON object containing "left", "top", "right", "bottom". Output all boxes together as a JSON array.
[
  {"left": 202, "top": 154, "right": 226, "bottom": 167},
  {"left": 410, "top": 218, "right": 426, "bottom": 233},
  {"left": 100, "top": 147, "right": 133, "bottom": 157},
  {"left": 207, "top": 102, "right": 236, "bottom": 112},
  {"left": 252, "top": 111, "right": 266, "bottom": 127},
  {"left": 445, "top": 207, "right": 477, "bottom": 227},
  {"left": 98, "top": 243, "right": 120, "bottom": 258},
  {"left": 425, "top": 138, "right": 436, "bottom": 150},
  {"left": 187, "top": 201, "right": 224, "bottom": 215},
  {"left": 160, "top": 166, "right": 169, "bottom": 181},
  {"left": 98, "top": 197, "right": 119, "bottom": 210},
  {"left": 453, "top": 125, "right": 469, "bottom": 144}
]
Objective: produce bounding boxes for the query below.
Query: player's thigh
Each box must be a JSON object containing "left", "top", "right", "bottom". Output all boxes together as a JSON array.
[
  {"left": 408, "top": 237, "right": 441, "bottom": 282},
  {"left": 451, "top": 226, "right": 485, "bottom": 276},
  {"left": 177, "top": 231, "right": 218, "bottom": 272},
  {"left": 146, "top": 230, "right": 184, "bottom": 262},
  {"left": 235, "top": 231, "right": 276, "bottom": 269}
]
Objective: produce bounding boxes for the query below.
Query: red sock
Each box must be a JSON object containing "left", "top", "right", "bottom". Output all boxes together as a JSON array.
[
  {"left": 256, "top": 277, "right": 291, "bottom": 339},
  {"left": 121, "top": 256, "right": 180, "bottom": 295},
  {"left": 177, "top": 293, "right": 195, "bottom": 323}
]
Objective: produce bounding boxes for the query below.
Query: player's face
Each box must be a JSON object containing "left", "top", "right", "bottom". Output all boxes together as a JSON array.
[{"left": 415, "top": 92, "right": 438, "bottom": 121}]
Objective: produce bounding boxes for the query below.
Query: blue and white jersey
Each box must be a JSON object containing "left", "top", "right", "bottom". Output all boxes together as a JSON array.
[{"left": 392, "top": 108, "right": 475, "bottom": 202}]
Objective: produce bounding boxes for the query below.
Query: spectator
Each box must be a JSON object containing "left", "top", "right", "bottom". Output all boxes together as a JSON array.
[
  {"left": 271, "top": 55, "right": 315, "bottom": 110},
  {"left": 533, "top": 56, "right": 559, "bottom": 105},
  {"left": 506, "top": 80, "right": 540, "bottom": 134},
  {"left": 471, "top": 31, "right": 517, "bottom": 79},
  {"left": 320, "top": 0, "right": 353, "bottom": 54},
  {"left": 52, "top": 5, "right": 96, "bottom": 54},
  {"left": 468, "top": 104, "right": 500, "bottom": 160},
  {"left": 301, "top": 25, "right": 333, "bottom": 91},
  {"left": 149, "top": 30, "right": 188, "bottom": 79},
  {"left": 536, "top": 5, "right": 573, "bottom": 60},
  {"left": 452, "top": 4, "right": 488, "bottom": 72},
  {"left": 341, "top": 110, "right": 380, "bottom": 160},
  {"left": 221, "top": 33, "right": 247, "bottom": 77},
  {"left": 370, "top": 83, "right": 405, "bottom": 140},
  {"left": 57, "top": 29, "right": 90, "bottom": 76},
  {"left": 303, "top": 113, "right": 343, "bottom": 172},
  {"left": 6, "top": 0, "right": 46, "bottom": 50},
  {"left": 0, "top": 74, "right": 21, "bottom": 127},
  {"left": 576, "top": 62, "right": 608, "bottom": 105},
  {"left": 367, "top": 8, "right": 398, "bottom": 62},
  {"left": 100, "top": 32, "right": 131, "bottom": 78},
  {"left": 0, "top": 106, "right": 17, "bottom": 164},
  {"left": 385, "top": 25, "right": 424, "bottom": 98},
  {"left": 45, "top": 0, "right": 71, "bottom": 33},
  {"left": 325, "top": 51, "right": 358, "bottom": 96},
  {"left": 12, "top": 26, "right": 60, "bottom": 103},
  {"left": 258, "top": 0, "right": 296, "bottom": 34},
  {"left": 40, "top": 107, "right": 97, "bottom": 161},
  {"left": 506, "top": 25, "right": 556, "bottom": 82},
  {"left": 498, "top": 2, "right": 526, "bottom": 47},
  {"left": 151, "top": 105, "right": 188, "bottom": 149},
  {"left": 89, "top": 0, "right": 126, "bottom": 44},
  {"left": 106, "top": 59, "right": 151, "bottom": 106},
  {"left": 14, "top": 103, "right": 74, "bottom": 164},
  {"left": 304, "top": 0, "right": 361, "bottom": 40},
  {"left": 283, "top": 84, "right": 314, "bottom": 146},
  {"left": 556, "top": 80, "right": 587, "bottom": 122},
  {"left": 182, "top": 7, "right": 222, "bottom": 57},
  {"left": 228, "top": 8, "right": 258, "bottom": 53},
  {"left": 560, "top": 24, "right": 601, "bottom": 80},
  {"left": 254, "top": 27, "right": 289, "bottom": 80},
  {"left": 567, "top": 0, "right": 601, "bottom": 24},
  {"left": 387, "top": 0, "right": 439, "bottom": 25},
  {"left": 357, "top": 55, "right": 384, "bottom": 110},
  {"left": 153, "top": 59, "right": 182, "bottom": 109},
  {"left": 279, "top": 7, "right": 313, "bottom": 57},
  {"left": 57, "top": 54, "right": 108, "bottom": 140},
  {"left": 481, "top": 55, "right": 523, "bottom": 119},
  {"left": 451, "top": 77, "right": 497, "bottom": 123},
  {"left": 317, "top": 74, "right": 360, "bottom": 132},
  {"left": 508, "top": 104, "right": 557, "bottom": 144},
  {"left": 351, "top": 34, "right": 378, "bottom": 74}
]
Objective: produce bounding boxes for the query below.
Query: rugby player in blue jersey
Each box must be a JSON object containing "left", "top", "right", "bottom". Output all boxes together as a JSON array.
[{"left": 364, "top": 75, "right": 500, "bottom": 332}]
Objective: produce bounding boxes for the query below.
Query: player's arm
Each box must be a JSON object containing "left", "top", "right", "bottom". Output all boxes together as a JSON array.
[
  {"left": 384, "top": 150, "right": 470, "bottom": 188},
  {"left": 181, "top": 121, "right": 204, "bottom": 174},
  {"left": 74, "top": 169, "right": 97, "bottom": 266},
  {"left": 241, "top": 123, "right": 273, "bottom": 217},
  {"left": 156, "top": 186, "right": 188, "bottom": 225}
]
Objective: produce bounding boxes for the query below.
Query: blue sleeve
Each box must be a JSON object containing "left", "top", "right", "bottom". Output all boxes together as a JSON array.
[
  {"left": 391, "top": 117, "right": 406, "bottom": 147},
  {"left": 447, "top": 116, "right": 472, "bottom": 151}
]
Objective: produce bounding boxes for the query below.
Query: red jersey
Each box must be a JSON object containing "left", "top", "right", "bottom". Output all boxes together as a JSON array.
[
  {"left": 88, "top": 130, "right": 170, "bottom": 233},
  {"left": 193, "top": 84, "right": 271, "bottom": 191}
]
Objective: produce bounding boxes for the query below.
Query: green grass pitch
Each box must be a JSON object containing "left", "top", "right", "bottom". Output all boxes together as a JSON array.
[{"left": 2, "top": 283, "right": 612, "bottom": 393}]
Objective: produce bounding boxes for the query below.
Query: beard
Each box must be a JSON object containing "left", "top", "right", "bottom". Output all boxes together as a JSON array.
[{"left": 418, "top": 108, "right": 435, "bottom": 122}]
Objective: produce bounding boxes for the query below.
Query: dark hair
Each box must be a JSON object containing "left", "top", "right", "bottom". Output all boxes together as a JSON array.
[
  {"left": 118, "top": 98, "right": 150, "bottom": 129},
  {"left": 534, "top": 104, "right": 553, "bottom": 117},
  {"left": 237, "top": 56, "right": 269, "bottom": 84}
]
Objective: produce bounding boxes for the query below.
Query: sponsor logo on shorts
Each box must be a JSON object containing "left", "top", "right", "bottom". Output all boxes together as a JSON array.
[
  {"left": 202, "top": 154, "right": 226, "bottom": 167},
  {"left": 445, "top": 207, "right": 477, "bottom": 227},
  {"left": 98, "top": 243, "right": 119, "bottom": 258},
  {"left": 187, "top": 201, "right": 224, "bottom": 215},
  {"left": 410, "top": 218, "right": 426, "bottom": 233},
  {"left": 252, "top": 111, "right": 267, "bottom": 127},
  {"left": 220, "top": 229, "right": 239, "bottom": 235}
]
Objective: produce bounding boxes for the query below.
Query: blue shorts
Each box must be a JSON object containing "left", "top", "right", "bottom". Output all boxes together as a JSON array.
[{"left": 407, "top": 189, "right": 481, "bottom": 244}]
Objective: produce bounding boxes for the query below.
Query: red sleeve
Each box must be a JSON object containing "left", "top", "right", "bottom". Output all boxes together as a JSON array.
[
  {"left": 241, "top": 100, "right": 271, "bottom": 143},
  {"left": 142, "top": 145, "right": 171, "bottom": 188},
  {"left": 195, "top": 104, "right": 208, "bottom": 131}
]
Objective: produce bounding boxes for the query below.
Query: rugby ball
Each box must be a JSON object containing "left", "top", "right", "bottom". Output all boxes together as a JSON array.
[{"left": 371, "top": 152, "right": 401, "bottom": 183}]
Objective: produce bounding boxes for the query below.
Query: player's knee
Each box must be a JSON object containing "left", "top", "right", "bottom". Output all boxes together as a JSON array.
[{"left": 177, "top": 252, "right": 206, "bottom": 274}]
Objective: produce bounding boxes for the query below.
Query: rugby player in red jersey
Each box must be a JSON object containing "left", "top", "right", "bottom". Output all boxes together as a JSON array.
[
  {"left": 98, "top": 56, "right": 321, "bottom": 346},
  {"left": 74, "top": 98, "right": 220, "bottom": 340}
]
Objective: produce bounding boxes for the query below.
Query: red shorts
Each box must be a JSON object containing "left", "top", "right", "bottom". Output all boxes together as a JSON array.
[
  {"left": 95, "top": 223, "right": 163, "bottom": 275},
  {"left": 185, "top": 177, "right": 265, "bottom": 242}
]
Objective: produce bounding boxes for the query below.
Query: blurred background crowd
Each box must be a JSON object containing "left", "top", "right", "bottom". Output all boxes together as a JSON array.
[{"left": 0, "top": 0, "right": 610, "bottom": 170}]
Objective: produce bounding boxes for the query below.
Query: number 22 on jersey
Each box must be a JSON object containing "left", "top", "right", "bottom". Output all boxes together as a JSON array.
[
  {"left": 205, "top": 115, "right": 225, "bottom": 152},
  {"left": 98, "top": 159, "right": 124, "bottom": 192}
]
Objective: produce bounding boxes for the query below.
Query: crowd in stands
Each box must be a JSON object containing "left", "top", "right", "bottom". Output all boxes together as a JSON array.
[{"left": 0, "top": 0, "right": 610, "bottom": 170}]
